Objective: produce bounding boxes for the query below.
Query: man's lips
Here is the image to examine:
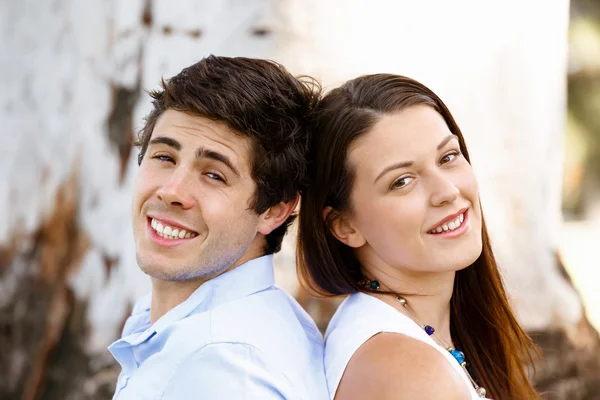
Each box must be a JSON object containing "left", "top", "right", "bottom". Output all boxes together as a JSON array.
[
  {"left": 147, "top": 215, "right": 198, "bottom": 234},
  {"left": 147, "top": 216, "right": 199, "bottom": 240}
]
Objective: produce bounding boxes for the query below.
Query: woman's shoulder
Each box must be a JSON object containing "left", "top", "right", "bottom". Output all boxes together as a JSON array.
[
  {"left": 324, "top": 293, "right": 462, "bottom": 398},
  {"left": 335, "top": 332, "right": 471, "bottom": 400},
  {"left": 325, "top": 293, "right": 398, "bottom": 355},
  {"left": 325, "top": 292, "right": 428, "bottom": 342},
  {"left": 325, "top": 293, "right": 375, "bottom": 333}
]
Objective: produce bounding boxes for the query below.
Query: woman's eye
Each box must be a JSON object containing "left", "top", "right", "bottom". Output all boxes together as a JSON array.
[
  {"left": 440, "top": 150, "right": 461, "bottom": 165},
  {"left": 391, "top": 176, "right": 413, "bottom": 189}
]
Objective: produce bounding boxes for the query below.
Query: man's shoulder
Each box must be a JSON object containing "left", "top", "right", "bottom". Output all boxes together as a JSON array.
[
  {"left": 202, "top": 287, "right": 323, "bottom": 370},
  {"left": 150, "top": 286, "right": 323, "bottom": 371},
  {"left": 144, "top": 288, "right": 327, "bottom": 399},
  {"left": 211, "top": 287, "right": 321, "bottom": 343}
]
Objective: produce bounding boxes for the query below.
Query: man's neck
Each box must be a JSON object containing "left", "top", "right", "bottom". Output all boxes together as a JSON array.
[
  {"left": 148, "top": 248, "right": 265, "bottom": 324},
  {"left": 150, "top": 278, "right": 206, "bottom": 324}
]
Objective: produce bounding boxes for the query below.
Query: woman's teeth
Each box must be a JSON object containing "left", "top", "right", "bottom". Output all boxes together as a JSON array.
[
  {"left": 151, "top": 218, "right": 197, "bottom": 239},
  {"left": 429, "top": 213, "right": 465, "bottom": 234}
]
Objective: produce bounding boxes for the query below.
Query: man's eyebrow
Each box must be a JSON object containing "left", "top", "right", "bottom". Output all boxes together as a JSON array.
[
  {"left": 196, "top": 147, "right": 241, "bottom": 178},
  {"left": 148, "top": 136, "right": 181, "bottom": 150}
]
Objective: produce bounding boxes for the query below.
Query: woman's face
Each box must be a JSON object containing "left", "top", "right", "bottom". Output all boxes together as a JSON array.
[{"left": 337, "top": 105, "right": 482, "bottom": 276}]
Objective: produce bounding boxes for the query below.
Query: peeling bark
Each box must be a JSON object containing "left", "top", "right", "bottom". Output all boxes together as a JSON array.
[
  {"left": 141, "top": 0, "right": 153, "bottom": 27},
  {"left": 532, "top": 320, "right": 600, "bottom": 399},
  {"left": 0, "top": 245, "right": 14, "bottom": 275},
  {"left": 0, "top": 174, "right": 91, "bottom": 399},
  {"left": 107, "top": 84, "right": 140, "bottom": 182},
  {"left": 42, "top": 294, "right": 119, "bottom": 400},
  {"left": 529, "top": 255, "right": 600, "bottom": 399}
]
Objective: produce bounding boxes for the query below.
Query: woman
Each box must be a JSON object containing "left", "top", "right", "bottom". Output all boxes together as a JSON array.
[{"left": 297, "top": 74, "right": 538, "bottom": 399}]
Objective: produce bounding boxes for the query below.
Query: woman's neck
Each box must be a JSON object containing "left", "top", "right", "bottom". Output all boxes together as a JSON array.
[{"left": 367, "top": 269, "right": 456, "bottom": 347}]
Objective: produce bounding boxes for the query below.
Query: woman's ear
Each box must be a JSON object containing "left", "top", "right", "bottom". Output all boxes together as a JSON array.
[{"left": 323, "top": 206, "right": 366, "bottom": 248}]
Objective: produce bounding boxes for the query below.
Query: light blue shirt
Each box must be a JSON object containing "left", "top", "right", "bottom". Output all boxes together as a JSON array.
[{"left": 109, "top": 255, "right": 329, "bottom": 399}]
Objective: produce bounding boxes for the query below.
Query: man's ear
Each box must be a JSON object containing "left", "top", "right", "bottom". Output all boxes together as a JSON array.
[
  {"left": 257, "top": 194, "right": 300, "bottom": 235},
  {"left": 322, "top": 206, "right": 366, "bottom": 248}
]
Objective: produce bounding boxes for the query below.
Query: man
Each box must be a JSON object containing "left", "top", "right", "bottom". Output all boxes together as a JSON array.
[{"left": 108, "top": 55, "right": 328, "bottom": 399}]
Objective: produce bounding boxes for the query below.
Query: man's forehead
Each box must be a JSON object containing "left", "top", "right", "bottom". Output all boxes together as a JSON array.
[
  {"left": 154, "top": 111, "right": 250, "bottom": 151},
  {"left": 155, "top": 110, "right": 225, "bottom": 136}
]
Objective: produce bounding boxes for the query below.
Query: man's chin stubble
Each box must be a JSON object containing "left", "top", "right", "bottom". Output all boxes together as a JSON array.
[{"left": 137, "top": 257, "right": 229, "bottom": 283}]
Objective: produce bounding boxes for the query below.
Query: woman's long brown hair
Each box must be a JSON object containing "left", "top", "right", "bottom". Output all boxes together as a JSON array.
[{"left": 297, "top": 74, "right": 539, "bottom": 399}]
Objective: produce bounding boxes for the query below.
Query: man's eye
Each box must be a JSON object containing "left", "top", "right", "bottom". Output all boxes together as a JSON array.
[
  {"left": 152, "top": 154, "right": 175, "bottom": 163},
  {"left": 206, "top": 172, "right": 225, "bottom": 182}
]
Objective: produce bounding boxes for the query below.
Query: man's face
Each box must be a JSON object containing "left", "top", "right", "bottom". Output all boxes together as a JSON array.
[{"left": 131, "top": 110, "right": 266, "bottom": 282}]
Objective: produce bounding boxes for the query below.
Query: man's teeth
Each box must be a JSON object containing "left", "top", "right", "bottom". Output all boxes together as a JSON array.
[
  {"left": 430, "top": 213, "right": 465, "bottom": 234},
  {"left": 151, "top": 218, "right": 197, "bottom": 239}
]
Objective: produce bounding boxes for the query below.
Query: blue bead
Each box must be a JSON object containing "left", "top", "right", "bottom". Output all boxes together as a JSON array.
[
  {"left": 449, "top": 349, "right": 465, "bottom": 364},
  {"left": 424, "top": 325, "right": 435, "bottom": 335},
  {"left": 369, "top": 280, "right": 380, "bottom": 290}
]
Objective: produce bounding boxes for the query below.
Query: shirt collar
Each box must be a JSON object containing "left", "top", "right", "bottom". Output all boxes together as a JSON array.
[
  {"left": 204, "top": 254, "right": 276, "bottom": 308},
  {"left": 128, "top": 254, "right": 275, "bottom": 339}
]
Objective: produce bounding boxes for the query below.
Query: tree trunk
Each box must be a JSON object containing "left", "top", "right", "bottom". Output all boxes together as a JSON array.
[{"left": 2, "top": 1, "right": 598, "bottom": 399}]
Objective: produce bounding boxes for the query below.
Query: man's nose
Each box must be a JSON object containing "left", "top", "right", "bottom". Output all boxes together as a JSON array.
[{"left": 156, "top": 168, "right": 194, "bottom": 209}]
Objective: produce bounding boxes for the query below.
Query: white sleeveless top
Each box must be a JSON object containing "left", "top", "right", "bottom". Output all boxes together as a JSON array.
[{"left": 324, "top": 292, "right": 485, "bottom": 399}]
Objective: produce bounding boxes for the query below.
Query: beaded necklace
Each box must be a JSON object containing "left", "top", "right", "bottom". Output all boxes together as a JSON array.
[{"left": 365, "top": 279, "right": 487, "bottom": 398}]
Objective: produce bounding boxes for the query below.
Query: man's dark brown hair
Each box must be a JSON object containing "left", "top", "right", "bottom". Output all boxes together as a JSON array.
[{"left": 136, "top": 55, "right": 321, "bottom": 254}]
